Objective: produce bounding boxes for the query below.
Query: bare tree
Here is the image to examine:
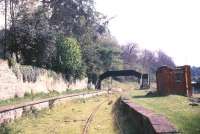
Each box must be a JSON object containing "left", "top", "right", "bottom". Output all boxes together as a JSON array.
[
  {"left": 122, "top": 42, "right": 139, "bottom": 70},
  {"left": 156, "top": 50, "right": 175, "bottom": 68},
  {"left": 140, "top": 49, "right": 156, "bottom": 73}
]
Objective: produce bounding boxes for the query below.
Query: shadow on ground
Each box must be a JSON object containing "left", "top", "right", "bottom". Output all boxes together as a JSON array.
[{"left": 132, "top": 91, "right": 162, "bottom": 99}]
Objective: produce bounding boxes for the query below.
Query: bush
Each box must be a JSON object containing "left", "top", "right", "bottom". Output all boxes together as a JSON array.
[{"left": 55, "top": 36, "right": 85, "bottom": 79}]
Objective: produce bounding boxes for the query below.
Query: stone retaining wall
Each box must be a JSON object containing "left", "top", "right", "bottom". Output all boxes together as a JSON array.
[
  {"left": 119, "top": 98, "right": 179, "bottom": 134},
  {"left": 0, "top": 91, "right": 107, "bottom": 124},
  {"left": 0, "top": 59, "right": 88, "bottom": 100}
]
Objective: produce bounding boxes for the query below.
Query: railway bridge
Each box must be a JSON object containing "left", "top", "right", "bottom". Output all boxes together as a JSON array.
[{"left": 95, "top": 70, "right": 150, "bottom": 89}]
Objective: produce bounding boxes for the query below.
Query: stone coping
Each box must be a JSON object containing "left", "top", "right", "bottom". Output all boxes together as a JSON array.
[{"left": 121, "top": 98, "right": 179, "bottom": 134}]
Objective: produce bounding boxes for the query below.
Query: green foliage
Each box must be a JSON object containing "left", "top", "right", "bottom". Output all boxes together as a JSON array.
[
  {"left": 55, "top": 37, "right": 84, "bottom": 79},
  {"left": 49, "top": 0, "right": 106, "bottom": 40},
  {"left": 4, "top": 95, "right": 119, "bottom": 134},
  {"left": 98, "top": 47, "right": 113, "bottom": 70},
  {"left": 0, "top": 0, "right": 117, "bottom": 81},
  {"left": 0, "top": 124, "right": 12, "bottom": 134},
  {"left": 0, "top": 89, "right": 94, "bottom": 107},
  {"left": 7, "top": 6, "right": 57, "bottom": 67},
  {"left": 0, "top": 0, "right": 175, "bottom": 83},
  {"left": 96, "top": 37, "right": 123, "bottom": 72},
  {"left": 82, "top": 35, "right": 123, "bottom": 83}
]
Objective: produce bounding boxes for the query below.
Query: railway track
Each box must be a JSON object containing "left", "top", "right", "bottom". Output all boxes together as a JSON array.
[
  {"left": 0, "top": 90, "right": 107, "bottom": 125},
  {"left": 82, "top": 99, "right": 107, "bottom": 134},
  {"left": 82, "top": 92, "right": 123, "bottom": 134},
  {"left": 0, "top": 90, "right": 122, "bottom": 133}
]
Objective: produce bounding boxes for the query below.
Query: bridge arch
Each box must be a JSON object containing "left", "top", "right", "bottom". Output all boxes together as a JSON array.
[{"left": 95, "top": 70, "right": 150, "bottom": 89}]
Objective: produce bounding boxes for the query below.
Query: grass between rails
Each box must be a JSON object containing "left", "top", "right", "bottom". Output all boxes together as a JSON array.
[
  {"left": 0, "top": 89, "right": 95, "bottom": 107},
  {"left": 111, "top": 81, "right": 200, "bottom": 134},
  {"left": 1, "top": 94, "right": 120, "bottom": 134}
]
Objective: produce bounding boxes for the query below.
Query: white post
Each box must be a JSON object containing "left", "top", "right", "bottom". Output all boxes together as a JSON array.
[{"left": 140, "top": 74, "right": 143, "bottom": 89}]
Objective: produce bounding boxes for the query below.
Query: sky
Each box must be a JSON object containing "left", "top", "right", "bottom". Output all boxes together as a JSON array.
[
  {"left": 0, "top": 0, "right": 200, "bottom": 66},
  {"left": 95, "top": 0, "right": 200, "bottom": 66}
]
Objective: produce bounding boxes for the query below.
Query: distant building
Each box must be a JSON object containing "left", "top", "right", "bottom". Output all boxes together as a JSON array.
[
  {"left": 192, "top": 81, "right": 200, "bottom": 94},
  {"left": 156, "top": 65, "right": 192, "bottom": 97}
]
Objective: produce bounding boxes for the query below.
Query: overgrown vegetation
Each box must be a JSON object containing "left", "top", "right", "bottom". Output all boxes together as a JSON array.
[
  {"left": 109, "top": 81, "right": 200, "bottom": 134},
  {"left": 0, "top": 0, "right": 175, "bottom": 83},
  {"left": 129, "top": 90, "right": 200, "bottom": 134},
  {"left": 54, "top": 37, "right": 84, "bottom": 79},
  {"left": 10, "top": 62, "right": 61, "bottom": 82},
  {"left": 2, "top": 94, "right": 119, "bottom": 134},
  {"left": 132, "top": 92, "right": 200, "bottom": 134},
  {"left": 0, "top": 124, "right": 12, "bottom": 134},
  {"left": 0, "top": 88, "right": 95, "bottom": 107}
]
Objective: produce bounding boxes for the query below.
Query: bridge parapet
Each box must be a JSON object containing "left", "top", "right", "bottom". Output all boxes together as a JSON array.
[{"left": 95, "top": 70, "right": 150, "bottom": 89}]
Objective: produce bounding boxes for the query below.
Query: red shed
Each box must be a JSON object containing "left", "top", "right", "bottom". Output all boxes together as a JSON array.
[{"left": 156, "top": 65, "right": 192, "bottom": 97}]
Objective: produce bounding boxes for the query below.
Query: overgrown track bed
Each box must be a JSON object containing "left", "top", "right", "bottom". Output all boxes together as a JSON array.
[
  {"left": 82, "top": 99, "right": 107, "bottom": 134},
  {"left": 1, "top": 94, "right": 120, "bottom": 134},
  {"left": 0, "top": 89, "right": 97, "bottom": 107},
  {"left": 0, "top": 90, "right": 107, "bottom": 125}
]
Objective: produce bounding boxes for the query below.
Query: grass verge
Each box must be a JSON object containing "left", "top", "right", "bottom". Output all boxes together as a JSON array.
[
  {"left": 110, "top": 81, "right": 200, "bottom": 134},
  {"left": 1, "top": 94, "right": 119, "bottom": 134},
  {"left": 0, "top": 89, "right": 95, "bottom": 107}
]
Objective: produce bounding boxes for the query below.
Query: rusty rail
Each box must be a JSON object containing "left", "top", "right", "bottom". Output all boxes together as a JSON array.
[
  {"left": 0, "top": 90, "right": 107, "bottom": 124},
  {"left": 0, "top": 91, "right": 106, "bottom": 113},
  {"left": 82, "top": 99, "right": 107, "bottom": 134}
]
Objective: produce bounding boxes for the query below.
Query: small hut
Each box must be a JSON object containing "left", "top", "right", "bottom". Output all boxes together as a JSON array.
[{"left": 156, "top": 65, "right": 192, "bottom": 97}]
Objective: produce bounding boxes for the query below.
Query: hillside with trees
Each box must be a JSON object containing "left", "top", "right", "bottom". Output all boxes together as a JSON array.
[
  {"left": 191, "top": 67, "right": 200, "bottom": 81},
  {"left": 0, "top": 0, "right": 175, "bottom": 83}
]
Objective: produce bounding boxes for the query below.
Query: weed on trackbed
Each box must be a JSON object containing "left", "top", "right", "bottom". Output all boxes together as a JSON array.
[{"left": 2, "top": 94, "right": 120, "bottom": 134}]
